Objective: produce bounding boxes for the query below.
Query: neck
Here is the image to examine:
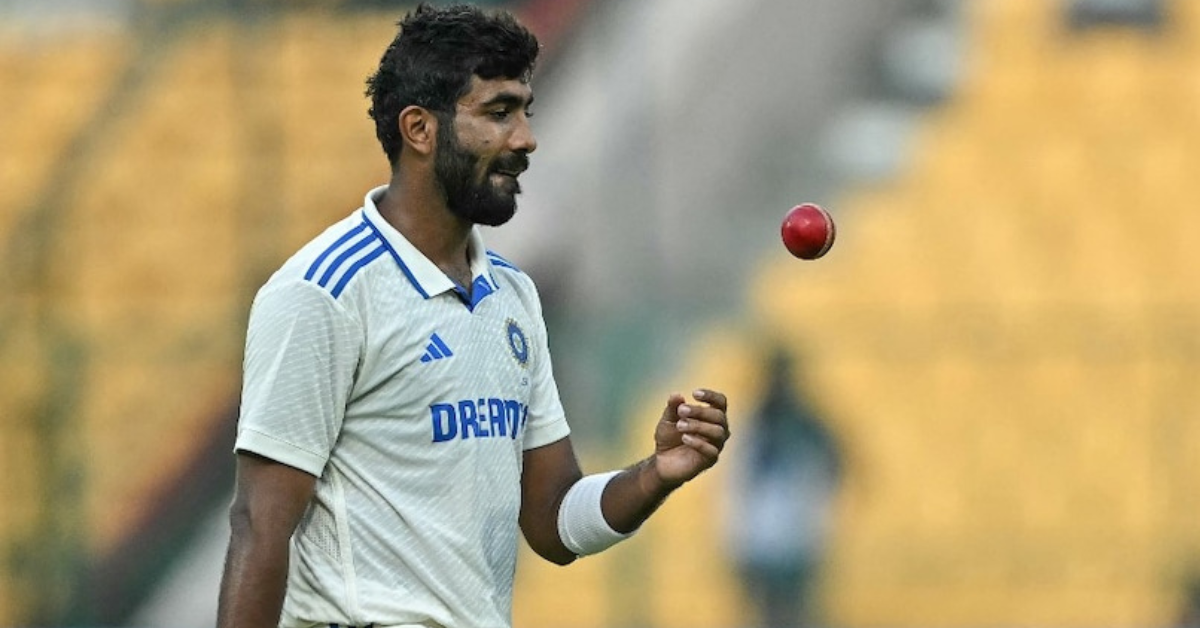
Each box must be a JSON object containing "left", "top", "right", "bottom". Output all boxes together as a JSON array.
[{"left": 376, "top": 170, "right": 474, "bottom": 283}]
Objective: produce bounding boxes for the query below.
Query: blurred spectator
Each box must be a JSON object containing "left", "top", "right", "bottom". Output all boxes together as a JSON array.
[
  {"left": 726, "top": 347, "right": 843, "bottom": 628},
  {"left": 1177, "top": 570, "right": 1200, "bottom": 628},
  {"left": 1066, "top": 0, "right": 1165, "bottom": 31}
]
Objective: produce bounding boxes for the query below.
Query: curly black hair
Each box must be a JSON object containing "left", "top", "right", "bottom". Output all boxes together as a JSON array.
[{"left": 366, "top": 3, "right": 540, "bottom": 165}]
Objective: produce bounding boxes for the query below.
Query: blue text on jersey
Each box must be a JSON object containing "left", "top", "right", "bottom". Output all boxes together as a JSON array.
[{"left": 430, "top": 398, "right": 528, "bottom": 443}]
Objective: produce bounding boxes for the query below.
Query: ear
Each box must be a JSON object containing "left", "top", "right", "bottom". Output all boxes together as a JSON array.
[{"left": 398, "top": 106, "right": 438, "bottom": 156}]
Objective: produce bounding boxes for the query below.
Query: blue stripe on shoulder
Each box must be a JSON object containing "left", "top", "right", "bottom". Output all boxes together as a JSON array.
[
  {"left": 487, "top": 250, "right": 523, "bottom": 274},
  {"left": 303, "top": 221, "right": 387, "bottom": 298},
  {"left": 305, "top": 222, "right": 370, "bottom": 281},
  {"left": 330, "top": 244, "right": 388, "bottom": 298},
  {"left": 318, "top": 231, "right": 379, "bottom": 288}
]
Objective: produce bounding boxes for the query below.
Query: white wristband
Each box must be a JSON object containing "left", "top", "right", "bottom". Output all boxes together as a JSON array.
[{"left": 557, "top": 471, "right": 634, "bottom": 556}]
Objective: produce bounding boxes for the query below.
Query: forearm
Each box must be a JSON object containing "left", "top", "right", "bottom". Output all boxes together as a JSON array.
[
  {"left": 217, "top": 516, "right": 292, "bottom": 628},
  {"left": 600, "top": 456, "right": 676, "bottom": 534},
  {"left": 554, "top": 457, "right": 675, "bottom": 557},
  {"left": 530, "top": 390, "right": 728, "bottom": 561}
]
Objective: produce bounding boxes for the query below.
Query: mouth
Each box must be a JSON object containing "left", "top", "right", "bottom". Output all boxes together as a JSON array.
[
  {"left": 487, "top": 171, "right": 522, "bottom": 196},
  {"left": 491, "top": 154, "right": 529, "bottom": 181},
  {"left": 489, "top": 171, "right": 523, "bottom": 191}
]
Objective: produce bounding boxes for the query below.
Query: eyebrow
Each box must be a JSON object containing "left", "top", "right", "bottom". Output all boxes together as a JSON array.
[{"left": 480, "top": 92, "right": 534, "bottom": 109}]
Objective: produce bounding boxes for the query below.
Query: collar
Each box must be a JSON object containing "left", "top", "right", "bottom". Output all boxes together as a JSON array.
[{"left": 361, "top": 185, "right": 499, "bottom": 310}]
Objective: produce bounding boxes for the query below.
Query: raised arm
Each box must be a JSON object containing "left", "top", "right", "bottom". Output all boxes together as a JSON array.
[
  {"left": 217, "top": 453, "right": 317, "bottom": 628},
  {"left": 519, "top": 388, "right": 730, "bottom": 564}
]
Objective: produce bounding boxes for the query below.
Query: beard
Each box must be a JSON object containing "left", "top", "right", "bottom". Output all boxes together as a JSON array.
[{"left": 434, "top": 120, "right": 528, "bottom": 227}]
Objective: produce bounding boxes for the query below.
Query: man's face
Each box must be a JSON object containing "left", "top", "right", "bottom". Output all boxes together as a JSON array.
[{"left": 434, "top": 77, "right": 537, "bottom": 227}]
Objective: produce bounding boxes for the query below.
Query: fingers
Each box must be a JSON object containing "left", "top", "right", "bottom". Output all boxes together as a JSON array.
[
  {"left": 692, "top": 388, "right": 727, "bottom": 413},
  {"left": 679, "top": 431, "right": 722, "bottom": 460},
  {"left": 659, "top": 393, "right": 686, "bottom": 424},
  {"left": 676, "top": 405, "right": 728, "bottom": 441},
  {"left": 651, "top": 388, "right": 731, "bottom": 486},
  {"left": 675, "top": 388, "right": 731, "bottom": 449}
]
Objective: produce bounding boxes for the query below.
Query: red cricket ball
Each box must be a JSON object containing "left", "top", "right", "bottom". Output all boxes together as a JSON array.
[{"left": 780, "top": 203, "right": 836, "bottom": 260}]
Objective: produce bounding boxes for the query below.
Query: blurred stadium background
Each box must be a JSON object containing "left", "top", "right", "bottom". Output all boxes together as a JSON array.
[{"left": 4, "top": 0, "right": 1200, "bottom": 625}]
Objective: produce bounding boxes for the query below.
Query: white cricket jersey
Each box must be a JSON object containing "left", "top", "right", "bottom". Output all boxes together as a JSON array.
[{"left": 235, "top": 186, "right": 571, "bottom": 628}]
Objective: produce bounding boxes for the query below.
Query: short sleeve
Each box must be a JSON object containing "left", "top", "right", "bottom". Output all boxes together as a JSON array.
[
  {"left": 518, "top": 283, "right": 571, "bottom": 450},
  {"left": 235, "top": 280, "right": 363, "bottom": 476}
]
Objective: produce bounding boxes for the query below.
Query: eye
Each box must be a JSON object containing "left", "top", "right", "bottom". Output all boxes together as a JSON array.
[{"left": 488, "top": 107, "right": 533, "bottom": 121}]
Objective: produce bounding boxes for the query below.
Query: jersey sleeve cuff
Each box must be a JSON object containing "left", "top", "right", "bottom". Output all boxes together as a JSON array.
[
  {"left": 521, "top": 418, "right": 571, "bottom": 451},
  {"left": 234, "top": 427, "right": 327, "bottom": 477}
]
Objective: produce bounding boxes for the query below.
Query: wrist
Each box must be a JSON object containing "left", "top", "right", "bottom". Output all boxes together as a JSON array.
[{"left": 638, "top": 455, "right": 679, "bottom": 497}]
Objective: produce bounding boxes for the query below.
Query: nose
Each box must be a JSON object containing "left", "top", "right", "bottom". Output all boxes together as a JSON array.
[{"left": 510, "top": 114, "right": 537, "bottom": 155}]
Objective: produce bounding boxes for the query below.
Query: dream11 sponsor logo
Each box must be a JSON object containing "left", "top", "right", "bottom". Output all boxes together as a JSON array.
[{"left": 429, "top": 397, "right": 528, "bottom": 443}]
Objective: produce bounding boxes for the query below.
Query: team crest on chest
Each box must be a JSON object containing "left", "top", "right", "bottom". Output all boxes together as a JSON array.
[{"left": 505, "top": 318, "right": 529, "bottom": 367}]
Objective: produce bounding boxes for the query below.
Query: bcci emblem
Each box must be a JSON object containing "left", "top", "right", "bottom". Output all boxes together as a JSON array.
[{"left": 506, "top": 319, "right": 529, "bottom": 367}]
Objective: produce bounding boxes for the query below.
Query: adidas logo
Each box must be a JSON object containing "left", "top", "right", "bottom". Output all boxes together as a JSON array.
[{"left": 420, "top": 333, "right": 454, "bottom": 363}]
